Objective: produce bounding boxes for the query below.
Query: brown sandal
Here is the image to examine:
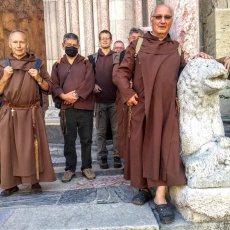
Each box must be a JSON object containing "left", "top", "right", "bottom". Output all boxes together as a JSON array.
[
  {"left": 31, "top": 183, "right": 42, "bottom": 195},
  {"left": 1, "top": 186, "right": 19, "bottom": 197}
]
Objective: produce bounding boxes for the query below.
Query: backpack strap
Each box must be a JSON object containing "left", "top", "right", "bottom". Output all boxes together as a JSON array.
[
  {"left": 112, "top": 53, "right": 117, "bottom": 62},
  {"left": 83, "top": 57, "right": 87, "bottom": 64},
  {"left": 134, "top": 37, "right": 143, "bottom": 61},
  {"left": 34, "top": 58, "right": 43, "bottom": 107},
  {"left": 88, "top": 53, "right": 98, "bottom": 73},
  {"left": 119, "top": 50, "right": 126, "bottom": 64},
  {"left": 178, "top": 46, "right": 182, "bottom": 56},
  {"left": 5, "top": 59, "right": 11, "bottom": 67},
  {"left": 34, "top": 59, "right": 42, "bottom": 69}
]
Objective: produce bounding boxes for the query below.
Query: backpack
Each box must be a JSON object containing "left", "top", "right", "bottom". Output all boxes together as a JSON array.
[
  {"left": 5, "top": 58, "right": 44, "bottom": 107},
  {"left": 88, "top": 52, "right": 117, "bottom": 72}
]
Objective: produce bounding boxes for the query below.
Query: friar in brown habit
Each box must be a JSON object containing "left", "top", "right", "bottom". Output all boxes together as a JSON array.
[
  {"left": 112, "top": 27, "right": 144, "bottom": 159},
  {"left": 116, "top": 4, "right": 214, "bottom": 224},
  {"left": 0, "top": 29, "right": 56, "bottom": 196}
]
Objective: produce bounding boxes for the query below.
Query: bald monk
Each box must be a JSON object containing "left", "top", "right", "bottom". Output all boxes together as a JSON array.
[{"left": 0, "top": 29, "right": 56, "bottom": 196}]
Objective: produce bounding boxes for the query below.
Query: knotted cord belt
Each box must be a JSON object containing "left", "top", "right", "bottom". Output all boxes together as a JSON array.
[
  {"left": 4, "top": 101, "right": 40, "bottom": 180},
  {"left": 128, "top": 98, "right": 145, "bottom": 138}
]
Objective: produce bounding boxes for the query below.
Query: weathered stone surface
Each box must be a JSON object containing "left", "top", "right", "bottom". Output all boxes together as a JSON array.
[
  {"left": 177, "top": 58, "right": 230, "bottom": 188},
  {"left": 171, "top": 58, "right": 230, "bottom": 223},
  {"left": 170, "top": 186, "right": 230, "bottom": 223},
  {"left": 178, "top": 58, "right": 228, "bottom": 156},
  {"left": 182, "top": 136, "right": 230, "bottom": 188}
]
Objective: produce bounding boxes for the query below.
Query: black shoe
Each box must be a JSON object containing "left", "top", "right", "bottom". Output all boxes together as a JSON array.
[
  {"left": 154, "top": 203, "right": 175, "bottom": 224},
  {"left": 99, "top": 157, "right": 109, "bottom": 169},
  {"left": 131, "top": 188, "right": 153, "bottom": 205},
  {"left": 114, "top": 156, "right": 122, "bottom": 168},
  {"left": 1, "top": 186, "right": 19, "bottom": 197}
]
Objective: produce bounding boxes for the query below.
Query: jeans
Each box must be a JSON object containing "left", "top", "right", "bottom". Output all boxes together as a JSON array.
[
  {"left": 64, "top": 108, "right": 93, "bottom": 171},
  {"left": 95, "top": 103, "right": 119, "bottom": 158}
]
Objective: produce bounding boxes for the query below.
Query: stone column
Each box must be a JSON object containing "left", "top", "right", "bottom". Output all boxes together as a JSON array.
[
  {"left": 78, "top": 0, "right": 86, "bottom": 56},
  {"left": 43, "top": 0, "right": 59, "bottom": 73},
  {"left": 109, "top": 0, "right": 134, "bottom": 48},
  {"left": 133, "top": 0, "right": 143, "bottom": 28},
  {"left": 83, "top": 0, "right": 95, "bottom": 56},
  {"left": 146, "top": 0, "right": 155, "bottom": 26},
  {"left": 43, "top": 0, "right": 60, "bottom": 109},
  {"left": 70, "top": 0, "right": 80, "bottom": 37},
  {"left": 57, "top": 0, "right": 67, "bottom": 57},
  {"left": 164, "top": 0, "right": 200, "bottom": 62},
  {"left": 98, "top": 0, "right": 110, "bottom": 32}
]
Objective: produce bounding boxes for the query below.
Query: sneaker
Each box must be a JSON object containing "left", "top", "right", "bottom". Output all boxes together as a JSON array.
[
  {"left": 82, "top": 168, "right": 96, "bottom": 180},
  {"left": 114, "top": 156, "right": 122, "bottom": 168},
  {"left": 99, "top": 156, "right": 109, "bottom": 169},
  {"left": 62, "top": 170, "right": 75, "bottom": 183}
]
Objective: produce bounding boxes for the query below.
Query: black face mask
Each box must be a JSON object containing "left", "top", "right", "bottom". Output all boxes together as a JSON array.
[{"left": 65, "top": 46, "right": 78, "bottom": 57}]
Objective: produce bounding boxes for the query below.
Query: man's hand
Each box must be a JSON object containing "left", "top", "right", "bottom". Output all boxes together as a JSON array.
[
  {"left": 60, "top": 90, "right": 78, "bottom": 104},
  {"left": 193, "top": 52, "right": 213, "bottom": 59},
  {"left": 3, "top": 66, "right": 14, "bottom": 80},
  {"left": 93, "top": 84, "right": 102, "bottom": 93},
  {"left": 127, "top": 94, "right": 138, "bottom": 106},
  {"left": 224, "top": 57, "right": 230, "bottom": 72},
  {"left": 28, "top": 68, "right": 42, "bottom": 82}
]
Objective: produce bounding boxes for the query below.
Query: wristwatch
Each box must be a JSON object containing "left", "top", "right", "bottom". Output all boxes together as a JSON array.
[
  {"left": 38, "top": 79, "right": 43, "bottom": 85},
  {"left": 74, "top": 92, "right": 79, "bottom": 98}
]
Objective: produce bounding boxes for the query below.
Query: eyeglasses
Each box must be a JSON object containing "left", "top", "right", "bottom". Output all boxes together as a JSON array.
[
  {"left": 64, "top": 43, "right": 78, "bottom": 48},
  {"left": 152, "top": 15, "right": 172, "bottom": 21},
  {"left": 100, "top": 37, "right": 111, "bottom": 41}
]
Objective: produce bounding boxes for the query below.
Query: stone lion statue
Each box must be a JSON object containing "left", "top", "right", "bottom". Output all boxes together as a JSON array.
[{"left": 177, "top": 58, "right": 230, "bottom": 188}]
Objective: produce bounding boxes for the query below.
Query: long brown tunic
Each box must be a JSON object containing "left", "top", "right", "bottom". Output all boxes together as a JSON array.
[
  {"left": 113, "top": 51, "right": 129, "bottom": 158},
  {"left": 0, "top": 54, "right": 56, "bottom": 189},
  {"left": 116, "top": 32, "right": 187, "bottom": 188},
  {"left": 51, "top": 54, "right": 95, "bottom": 110}
]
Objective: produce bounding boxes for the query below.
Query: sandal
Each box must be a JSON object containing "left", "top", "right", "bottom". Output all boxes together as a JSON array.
[
  {"left": 1, "top": 186, "right": 19, "bottom": 197},
  {"left": 131, "top": 188, "right": 153, "bottom": 205},
  {"left": 154, "top": 203, "right": 175, "bottom": 224},
  {"left": 31, "top": 183, "right": 42, "bottom": 195}
]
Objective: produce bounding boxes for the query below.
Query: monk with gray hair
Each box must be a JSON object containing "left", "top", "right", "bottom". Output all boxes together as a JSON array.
[{"left": 116, "top": 4, "right": 213, "bottom": 224}]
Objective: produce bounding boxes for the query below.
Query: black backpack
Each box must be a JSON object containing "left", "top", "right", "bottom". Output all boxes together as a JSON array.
[{"left": 88, "top": 52, "right": 117, "bottom": 73}]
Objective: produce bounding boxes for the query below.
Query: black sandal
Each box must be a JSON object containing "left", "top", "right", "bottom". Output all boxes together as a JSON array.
[
  {"left": 131, "top": 188, "right": 153, "bottom": 205},
  {"left": 154, "top": 203, "right": 175, "bottom": 224},
  {"left": 31, "top": 183, "right": 42, "bottom": 195},
  {"left": 1, "top": 186, "right": 19, "bottom": 197}
]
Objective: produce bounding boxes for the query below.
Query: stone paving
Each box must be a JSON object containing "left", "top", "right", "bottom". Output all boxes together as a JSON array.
[{"left": 1, "top": 143, "right": 230, "bottom": 229}]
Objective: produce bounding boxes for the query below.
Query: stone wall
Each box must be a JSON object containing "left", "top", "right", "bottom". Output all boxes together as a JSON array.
[{"left": 200, "top": 0, "right": 230, "bottom": 58}]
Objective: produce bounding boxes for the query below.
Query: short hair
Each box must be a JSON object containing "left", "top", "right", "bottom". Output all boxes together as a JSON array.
[
  {"left": 128, "top": 27, "right": 144, "bottom": 37},
  {"left": 150, "top": 4, "right": 174, "bottom": 18},
  {"left": 99, "top": 30, "right": 112, "bottom": 40},
  {"left": 63, "top": 33, "right": 79, "bottom": 44},
  {"left": 113, "top": 40, "right": 124, "bottom": 46},
  {"left": 9, "top": 29, "right": 27, "bottom": 41}
]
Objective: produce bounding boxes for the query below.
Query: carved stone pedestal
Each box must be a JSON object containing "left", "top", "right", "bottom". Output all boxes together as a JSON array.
[{"left": 170, "top": 186, "right": 230, "bottom": 223}]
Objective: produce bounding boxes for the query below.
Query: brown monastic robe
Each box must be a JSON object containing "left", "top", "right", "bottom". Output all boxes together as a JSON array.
[
  {"left": 0, "top": 53, "right": 56, "bottom": 189},
  {"left": 116, "top": 32, "right": 187, "bottom": 188},
  {"left": 51, "top": 54, "right": 95, "bottom": 110},
  {"left": 113, "top": 51, "right": 129, "bottom": 158}
]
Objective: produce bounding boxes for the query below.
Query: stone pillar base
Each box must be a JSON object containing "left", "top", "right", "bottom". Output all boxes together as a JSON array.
[{"left": 170, "top": 185, "right": 230, "bottom": 223}]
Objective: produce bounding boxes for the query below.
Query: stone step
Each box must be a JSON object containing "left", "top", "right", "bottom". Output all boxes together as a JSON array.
[{"left": 1, "top": 159, "right": 229, "bottom": 229}]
